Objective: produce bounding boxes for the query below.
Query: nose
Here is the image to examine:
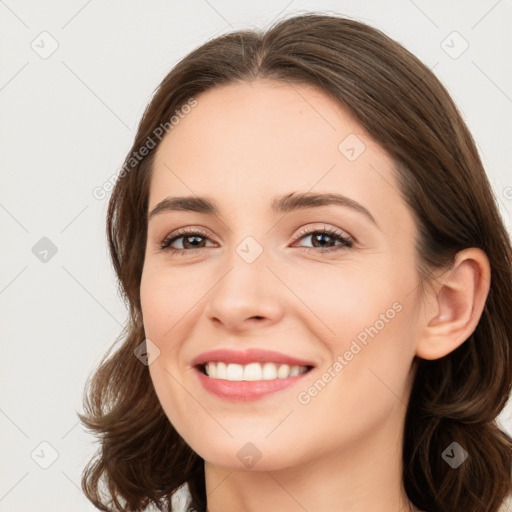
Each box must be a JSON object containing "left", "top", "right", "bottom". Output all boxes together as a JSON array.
[{"left": 204, "top": 246, "right": 285, "bottom": 333}]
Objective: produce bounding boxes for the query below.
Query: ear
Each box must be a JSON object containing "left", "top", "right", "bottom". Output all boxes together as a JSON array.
[{"left": 415, "top": 248, "right": 491, "bottom": 360}]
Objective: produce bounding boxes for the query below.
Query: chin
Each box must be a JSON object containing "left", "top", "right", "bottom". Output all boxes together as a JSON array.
[{"left": 187, "top": 435, "right": 302, "bottom": 472}]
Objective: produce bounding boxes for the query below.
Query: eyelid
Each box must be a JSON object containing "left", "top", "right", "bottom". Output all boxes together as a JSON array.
[{"left": 293, "top": 224, "right": 353, "bottom": 244}]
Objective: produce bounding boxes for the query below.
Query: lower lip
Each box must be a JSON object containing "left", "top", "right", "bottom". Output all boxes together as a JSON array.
[{"left": 194, "top": 367, "right": 312, "bottom": 401}]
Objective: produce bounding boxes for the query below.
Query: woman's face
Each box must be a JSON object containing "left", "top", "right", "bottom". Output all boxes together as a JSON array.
[{"left": 140, "top": 79, "right": 423, "bottom": 471}]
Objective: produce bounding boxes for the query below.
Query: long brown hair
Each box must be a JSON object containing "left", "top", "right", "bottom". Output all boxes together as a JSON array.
[{"left": 79, "top": 12, "right": 512, "bottom": 512}]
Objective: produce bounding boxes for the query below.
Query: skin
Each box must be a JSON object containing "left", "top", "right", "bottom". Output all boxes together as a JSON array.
[{"left": 140, "top": 79, "right": 490, "bottom": 512}]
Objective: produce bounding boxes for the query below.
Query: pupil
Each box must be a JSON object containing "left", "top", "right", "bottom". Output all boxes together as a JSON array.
[
  {"left": 313, "top": 233, "right": 332, "bottom": 247},
  {"left": 185, "top": 235, "right": 204, "bottom": 248}
]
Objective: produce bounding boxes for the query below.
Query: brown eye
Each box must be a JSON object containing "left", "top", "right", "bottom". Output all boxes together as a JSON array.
[
  {"left": 159, "top": 229, "right": 215, "bottom": 254},
  {"left": 293, "top": 227, "right": 353, "bottom": 252}
]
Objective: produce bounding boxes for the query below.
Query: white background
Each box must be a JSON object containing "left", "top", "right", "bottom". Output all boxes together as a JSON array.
[{"left": 1, "top": 1, "right": 511, "bottom": 510}]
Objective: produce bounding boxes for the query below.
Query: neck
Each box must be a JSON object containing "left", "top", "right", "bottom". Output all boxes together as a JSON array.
[{"left": 203, "top": 401, "right": 417, "bottom": 512}]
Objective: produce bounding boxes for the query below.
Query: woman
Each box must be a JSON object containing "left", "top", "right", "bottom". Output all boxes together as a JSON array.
[{"left": 79, "top": 12, "right": 512, "bottom": 512}]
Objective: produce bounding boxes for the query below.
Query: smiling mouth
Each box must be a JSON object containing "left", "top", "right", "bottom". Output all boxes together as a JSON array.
[{"left": 198, "top": 361, "right": 314, "bottom": 381}]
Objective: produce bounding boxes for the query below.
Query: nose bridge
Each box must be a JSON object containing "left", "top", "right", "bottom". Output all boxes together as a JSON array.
[{"left": 205, "top": 233, "right": 283, "bottom": 329}]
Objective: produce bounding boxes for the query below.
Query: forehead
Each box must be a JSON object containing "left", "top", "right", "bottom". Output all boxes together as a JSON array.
[
  {"left": 153, "top": 79, "right": 363, "bottom": 170},
  {"left": 148, "top": 79, "right": 406, "bottom": 230}
]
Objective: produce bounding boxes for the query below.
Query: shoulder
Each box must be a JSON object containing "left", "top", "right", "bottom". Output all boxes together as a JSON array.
[{"left": 171, "top": 482, "right": 193, "bottom": 512}]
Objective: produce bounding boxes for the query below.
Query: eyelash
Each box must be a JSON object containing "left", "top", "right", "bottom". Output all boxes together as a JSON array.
[{"left": 158, "top": 226, "right": 353, "bottom": 256}]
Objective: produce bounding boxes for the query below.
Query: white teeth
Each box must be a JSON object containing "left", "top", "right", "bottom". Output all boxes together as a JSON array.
[
  {"left": 226, "top": 363, "right": 244, "bottom": 380},
  {"left": 243, "top": 362, "right": 262, "bottom": 381},
  {"left": 205, "top": 362, "right": 216, "bottom": 378},
  {"left": 216, "top": 361, "right": 227, "bottom": 379},
  {"left": 290, "top": 365, "right": 300, "bottom": 377},
  {"left": 202, "top": 362, "right": 309, "bottom": 381},
  {"left": 262, "top": 362, "right": 278, "bottom": 380},
  {"left": 277, "top": 364, "right": 290, "bottom": 378}
]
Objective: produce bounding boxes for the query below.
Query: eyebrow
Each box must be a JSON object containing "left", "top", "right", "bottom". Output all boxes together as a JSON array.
[{"left": 147, "top": 192, "right": 377, "bottom": 226}]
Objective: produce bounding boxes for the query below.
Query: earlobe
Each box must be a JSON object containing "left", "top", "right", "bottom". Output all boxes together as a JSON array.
[{"left": 415, "top": 248, "right": 491, "bottom": 360}]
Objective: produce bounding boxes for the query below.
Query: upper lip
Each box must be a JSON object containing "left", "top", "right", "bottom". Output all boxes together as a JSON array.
[{"left": 191, "top": 348, "right": 316, "bottom": 368}]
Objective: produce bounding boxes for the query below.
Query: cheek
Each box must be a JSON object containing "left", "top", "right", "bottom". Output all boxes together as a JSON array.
[
  {"left": 296, "top": 260, "right": 418, "bottom": 397},
  {"left": 140, "top": 273, "right": 165, "bottom": 341},
  {"left": 140, "top": 265, "right": 196, "bottom": 435},
  {"left": 291, "top": 294, "right": 416, "bottom": 453},
  {"left": 140, "top": 262, "right": 201, "bottom": 341},
  {"left": 291, "top": 261, "right": 407, "bottom": 344}
]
